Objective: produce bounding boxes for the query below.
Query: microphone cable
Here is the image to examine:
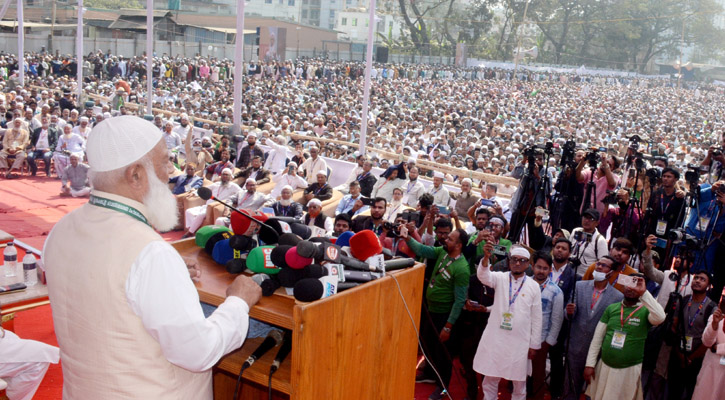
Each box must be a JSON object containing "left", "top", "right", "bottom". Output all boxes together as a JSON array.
[{"left": 389, "top": 272, "right": 454, "bottom": 400}]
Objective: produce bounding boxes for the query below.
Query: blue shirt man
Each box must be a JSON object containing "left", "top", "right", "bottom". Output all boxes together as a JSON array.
[
  {"left": 169, "top": 164, "right": 204, "bottom": 195},
  {"left": 336, "top": 181, "right": 369, "bottom": 217}
]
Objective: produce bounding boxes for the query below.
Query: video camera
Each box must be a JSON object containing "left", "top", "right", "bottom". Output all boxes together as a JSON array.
[
  {"left": 586, "top": 147, "right": 607, "bottom": 169},
  {"left": 560, "top": 140, "right": 577, "bottom": 168},
  {"left": 646, "top": 167, "right": 662, "bottom": 185},
  {"left": 713, "top": 147, "right": 723, "bottom": 157},
  {"left": 684, "top": 164, "right": 705, "bottom": 187},
  {"left": 573, "top": 230, "right": 593, "bottom": 243},
  {"left": 601, "top": 190, "right": 619, "bottom": 205}
]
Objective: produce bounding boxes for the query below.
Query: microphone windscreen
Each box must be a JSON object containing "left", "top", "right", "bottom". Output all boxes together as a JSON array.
[
  {"left": 258, "top": 224, "right": 280, "bottom": 245},
  {"left": 204, "top": 230, "right": 233, "bottom": 256},
  {"left": 246, "top": 246, "right": 281, "bottom": 274},
  {"left": 194, "top": 225, "right": 232, "bottom": 248},
  {"left": 349, "top": 230, "right": 383, "bottom": 261},
  {"left": 289, "top": 222, "right": 312, "bottom": 240},
  {"left": 231, "top": 209, "right": 269, "bottom": 236},
  {"left": 264, "top": 218, "right": 285, "bottom": 235},
  {"left": 229, "top": 234, "right": 257, "bottom": 252},
  {"left": 252, "top": 274, "right": 280, "bottom": 296},
  {"left": 296, "top": 240, "right": 320, "bottom": 259},
  {"left": 270, "top": 245, "right": 293, "bottom": 269},
  {"left": 293, "top": 278, "right": 324, "bottom": 302},
  {"left": 277, "top": 267, "right": 305, "bottom": 287},
  {"left": 303, "top": 264, "right": 328, "bottom": 279},
  {"left": 309, "top": 236, "right": 332, "bottom": 244},
  {"left": 197, "top": 187, "right": 212, "bottom": 200},
  {"left": 212, "top": 239, "right": 235, "bottom": 265},
  {"left": 279, "top": 232, "right": 302, "bottom": 246},
  {"left": 285, "top": 247, "right": 312, "bottom": 270},
  {"left": 335, "top": 231, "right": 354, "bottom": 247},
  {"left": 226, "top": 256, "right": 247, "bottom": 274}
]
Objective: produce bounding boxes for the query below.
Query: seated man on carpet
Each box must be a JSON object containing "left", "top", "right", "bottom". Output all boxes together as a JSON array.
[
  {"left": 53, "top": 124, "right": 85, "bottom": 179},
  {"left": 0, "top": 307, "right": 60, "bottom": 400},
  {"left": 60, "top": 153, "right": 91, "bottom": 197}
]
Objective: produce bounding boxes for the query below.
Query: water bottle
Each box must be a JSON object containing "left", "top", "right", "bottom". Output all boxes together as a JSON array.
[
  {"left": 3, "top": 242, "right": 17, "bottom": 278},
  {"left": 23, "top": 253, "right": 38, "bottom": 286}
]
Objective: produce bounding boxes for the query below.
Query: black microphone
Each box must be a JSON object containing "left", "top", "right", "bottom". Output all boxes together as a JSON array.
[
  {"left": 270, "top": 330, "right": 292, "bottom": 374},
  {"left": 242, "top": 329, "right": 284, "bottom": 370},
  {"left": 341, "top": 257, "right": 416, "bottom": 273},
  {"left": 343, "top": 270, "right": 379, "bottom": 283},
  {"left": 251, "top": 273, "right": 281, "bottom": 296}
]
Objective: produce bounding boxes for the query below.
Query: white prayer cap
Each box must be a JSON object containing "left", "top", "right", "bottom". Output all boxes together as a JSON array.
[
  {"left": 86, "top": 116, "right": 162, "bottom": 172},
  {"left": 221, "top": 168, "right": 233, "bottom": 176},
  {"left": 461, "top": 178, "right": 473, "bottom": 186},
  {"left": 433, "top": 171, "right": 444, "bottom": 179},
  {"left": 510, "top": 245, "right": 530, "bottom": 260},
  {"left": 245, "top": 178, "right": 257, "bottom": 185},
  {"left": 282, "top": 185, "right": 294, "bottom": 192},
  {"left": 308, "top": 198, "right": 322, "bottom": 207},
  {"left": 316, "top": 170, "right": 328, "bottom": 177}
]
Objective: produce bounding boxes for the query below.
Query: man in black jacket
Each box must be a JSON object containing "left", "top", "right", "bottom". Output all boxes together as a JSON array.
[
  {"left": 302, "top": 170, "right": 333, "bottom": 208},
  {"left": 270, "top": 186, "right": 304, "bottom": 218},
  {"left": 234, "top": 156, "right": 271, "bottom": 185},
  {"left": 27, "top": 116, "right": 58, "bottom": 176},
  {"left": 356, "top": 159, "right": 378, "bottom": 197}
]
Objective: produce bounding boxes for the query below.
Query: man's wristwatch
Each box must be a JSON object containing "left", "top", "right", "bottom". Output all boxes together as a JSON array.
[{"left": 442, "top": 326, "right": 451, "bottom": 333}]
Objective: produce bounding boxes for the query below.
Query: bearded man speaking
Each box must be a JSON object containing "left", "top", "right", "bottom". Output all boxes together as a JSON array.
[{"left": 43, "top": 116, "right": 262, "bottom": 399}]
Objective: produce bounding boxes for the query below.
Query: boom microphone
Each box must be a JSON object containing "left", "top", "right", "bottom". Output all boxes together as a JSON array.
[
  {"left": 197, "top": 187, "right": 278, "bottom": 242},
  {"left": 341, "top": 257, "right": 416, "bottom": 273}
]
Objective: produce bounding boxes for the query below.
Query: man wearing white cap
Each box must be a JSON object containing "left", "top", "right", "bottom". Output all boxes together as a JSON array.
[
  {"left": 43, "top": 116, "right": 261, "bottom": 399},
  {"left": 430, "top": 171, "right": 451, "bottom": 207},
  {"left": 271, "top": 161, "right": 308, "bottom": 198},
  {"left": 72, "top": 116, "right": 92, "bottom": 140},
  {"left": 184, "top": 167, "right": 242, "bottom": 236},
  {"left": 474, "top": 243, "right": 542, "bottom": 400}
]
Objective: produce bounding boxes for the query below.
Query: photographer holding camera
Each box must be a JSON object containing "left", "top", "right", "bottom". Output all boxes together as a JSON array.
[
  {"left": 599, "top": 188, "right": 641, "bottom": 245},
  {"left": 569, "top": 209, "right": 609, "bottom": 276},
  {"left": 644, "top": 167, "right": 686, "bottom": 259},
  {"left": 575, "top": 148, "right": 620, "bottom": 215}
]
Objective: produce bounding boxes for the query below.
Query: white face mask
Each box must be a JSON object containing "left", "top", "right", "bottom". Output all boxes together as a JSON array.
[{"left": 592, "top": 271, "right": 608, "bottom": 282}]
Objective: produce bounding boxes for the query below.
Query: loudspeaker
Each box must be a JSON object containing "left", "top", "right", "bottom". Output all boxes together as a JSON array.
[{"left": 375, "top": 46, "right": 389, "bottom": 63}]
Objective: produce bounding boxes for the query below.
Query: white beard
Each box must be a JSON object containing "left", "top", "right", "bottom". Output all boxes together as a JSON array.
[
  {"left": 280, "top": 198, "right": 292, "bottom": 206},
  {"left": 143, "top": 165, "right": 179, "bottom": 232},
  {"left": 460, "top": 191, "right": 470, "bottom": 199}
]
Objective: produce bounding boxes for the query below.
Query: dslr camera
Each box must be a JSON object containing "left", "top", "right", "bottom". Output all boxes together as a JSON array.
[{"left": 573, "top": 230, "right": 593, "bottom": 243}]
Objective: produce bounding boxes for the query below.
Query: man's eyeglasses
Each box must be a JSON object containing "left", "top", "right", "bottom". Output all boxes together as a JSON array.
[{"left": 510, "top": 257, "right": 529, "bottom": 264}]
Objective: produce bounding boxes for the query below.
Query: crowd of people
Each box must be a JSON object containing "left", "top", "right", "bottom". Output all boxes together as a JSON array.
[{"left": 2, "top": 50, "right": 725, "bottom": 400}]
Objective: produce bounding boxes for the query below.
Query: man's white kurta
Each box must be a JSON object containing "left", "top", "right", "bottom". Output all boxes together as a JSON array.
[{"left": 473, "top": 261, "right": 543, "bottom": 381}]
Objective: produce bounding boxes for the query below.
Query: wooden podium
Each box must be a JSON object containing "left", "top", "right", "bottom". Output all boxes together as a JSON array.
[{"left": 172, "top": 238, "right": 425, "bottom": 400}]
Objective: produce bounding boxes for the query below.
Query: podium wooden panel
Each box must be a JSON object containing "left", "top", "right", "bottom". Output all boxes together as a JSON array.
[{"left": 172, "top": 238, "right": 424, "bottom": 400}]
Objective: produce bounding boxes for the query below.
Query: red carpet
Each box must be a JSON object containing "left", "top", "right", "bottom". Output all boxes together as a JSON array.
[{"left": 2, "top": 176, "right": 481, "bottom": 399}]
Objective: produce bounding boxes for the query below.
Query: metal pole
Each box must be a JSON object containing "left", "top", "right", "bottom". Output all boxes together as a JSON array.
[
  {"left": 677, "top": 13, "right": 686, "bottom": 90},
  {"left": 17, "top": 0, "right": 24, "bottom": 85},
  {"left": 0, "top": 0, "right": 12, "bottom": 22},
  {"left": 76, "top": 0, "right": 83, "bottom": 104},
  {"left": 146, "top": 0, "right": 153, "bottom": 112},
  {"left": 512, "top": 0, "right": 530, "bottom": 80},
  {"left": 51, "top": 0, "right": 56, "bottom": 50},
  {"left": 358, "top": 0, "right": 375, "bottom": 156},
  {"left": 233, "top": 0, "right": 246, "bottom": 135}
]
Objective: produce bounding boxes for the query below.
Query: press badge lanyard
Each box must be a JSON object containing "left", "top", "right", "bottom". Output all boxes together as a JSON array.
[
  {"left": 620, "top": 303, "right": 644, "bottom": 329},
  {"left": 89, "top": 195, "right": 150, "bottom": 227},
  {"left": 430, "top": 255, "right": 459, "bottom": 287},
  {"left": 687, "top": 296, "right": 708, "bottom": 328},
  {"left": 660, "top": 192, "right": 674, "bottom": 215},
  {"left": 509, "top": 275, "right": 526, "bottom": 309}
]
